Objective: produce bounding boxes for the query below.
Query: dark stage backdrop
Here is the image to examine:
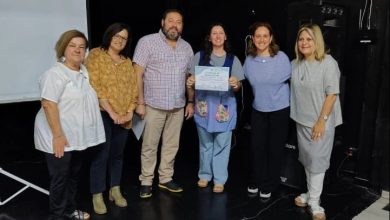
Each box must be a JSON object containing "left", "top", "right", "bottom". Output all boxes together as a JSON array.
[
  {"left": 0, "top": 0, "right": 388, "bottom": 192},
  {"left": 79, "top": 0, "right": 390, "bottom": 192}
]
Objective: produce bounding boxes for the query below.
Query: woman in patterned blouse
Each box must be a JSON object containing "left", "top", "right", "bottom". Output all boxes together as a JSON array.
[{"left": 85, "top": 23, "right": 138, "bottom": 215}]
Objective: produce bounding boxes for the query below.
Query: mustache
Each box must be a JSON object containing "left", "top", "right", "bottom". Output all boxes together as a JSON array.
[{"left": 168, "top": 27, "right": 178, "bottom": 32}]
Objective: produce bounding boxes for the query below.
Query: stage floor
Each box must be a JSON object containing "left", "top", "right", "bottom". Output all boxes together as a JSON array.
[{"left": 0, "top": 122, "right": 381, "bottom": 220}]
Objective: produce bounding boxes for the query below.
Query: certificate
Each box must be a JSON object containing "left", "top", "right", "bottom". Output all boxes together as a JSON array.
[
  {"left": 131, "top": 114, "right": 145, "bottom": 140},
  {"left": 195, "top": 66, "right": 229, "bottom": 91}
]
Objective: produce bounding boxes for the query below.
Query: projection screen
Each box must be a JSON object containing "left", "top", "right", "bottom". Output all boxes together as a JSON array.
[{"left": 0, "top": 0, "right": 88, "bottom": 103}]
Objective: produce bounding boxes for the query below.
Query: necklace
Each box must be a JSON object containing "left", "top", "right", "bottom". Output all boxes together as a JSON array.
[{"left": 298, "top": 60, "right": 311, "bottom": 81}]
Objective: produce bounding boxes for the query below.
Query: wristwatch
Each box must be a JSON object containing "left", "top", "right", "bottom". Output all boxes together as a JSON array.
[{"left": 322, "top": 115, "right": 328, "bottom": 121}]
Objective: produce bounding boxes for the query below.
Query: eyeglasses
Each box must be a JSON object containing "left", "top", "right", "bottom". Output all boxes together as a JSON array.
[{"left": 113, "top": 34, "right": 128, "bottom": 41}]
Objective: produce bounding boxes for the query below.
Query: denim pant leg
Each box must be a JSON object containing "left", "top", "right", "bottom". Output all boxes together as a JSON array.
[
  {"left": 196, "top": 125, "right": 214, "bottom": 181},
  {"left": 212, "top": 131, "right": 232, "bottom": 185},
  {"left": 90, "top": 111, "right": 112, "bottom": 193},
  {"left": 109, "top": 121, "right": 129, "bottom": 187}
]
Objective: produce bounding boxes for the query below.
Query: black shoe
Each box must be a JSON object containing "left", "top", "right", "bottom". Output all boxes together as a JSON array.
[
  {"left": 140, "top": 185, "right": 152, "bottom": 199},
  {"left": 158, "top": 181, "right": 183, "bottom": 193}
]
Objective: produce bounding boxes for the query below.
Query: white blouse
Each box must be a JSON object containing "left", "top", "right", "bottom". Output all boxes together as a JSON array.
[{"left": 34, "top": 62, "right": 105, "bottom": 153}]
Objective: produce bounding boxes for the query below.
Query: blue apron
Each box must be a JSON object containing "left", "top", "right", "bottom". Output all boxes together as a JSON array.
[{"left": 194, "top": 51, "right": 237, "bottom": 132}]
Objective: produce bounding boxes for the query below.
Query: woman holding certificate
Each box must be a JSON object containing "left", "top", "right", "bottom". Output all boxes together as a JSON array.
[
  {"left": 243, "top": 22, "right": 291, "bottom": 199},
  {"left": 186, "top": 23, "right": 245, "bottom": 193}
]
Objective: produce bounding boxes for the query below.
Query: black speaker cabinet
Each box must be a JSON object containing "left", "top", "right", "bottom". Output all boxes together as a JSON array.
[
  {"left": 280, "top": 121, "right": 306, "bottom": 190},
  {"left": 286, "top": 0, "right": 347, "bottom": 65}
]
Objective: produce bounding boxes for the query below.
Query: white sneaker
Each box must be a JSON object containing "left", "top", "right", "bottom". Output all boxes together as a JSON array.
[
  {"left": 259, "top": 191, "right": 271, "bottom": 198},
  {"left": 247, "top": 186, "right": 259, "bottom": 194}
]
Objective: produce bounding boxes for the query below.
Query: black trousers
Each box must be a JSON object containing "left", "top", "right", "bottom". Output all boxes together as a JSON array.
[
  {"left": 45, "top": 151, "right": 83, "bottom": 220},
  {"left": 248, "top": 107, "right": 290, "bottom": 192}
]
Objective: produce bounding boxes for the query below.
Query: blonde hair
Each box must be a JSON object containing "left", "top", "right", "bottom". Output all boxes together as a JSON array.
[
  {"left": 55, "top": 30, "right": 88, "bottom": 61},
  {"left": 294, "top": 24, "right": 326, "bottom": 61}
]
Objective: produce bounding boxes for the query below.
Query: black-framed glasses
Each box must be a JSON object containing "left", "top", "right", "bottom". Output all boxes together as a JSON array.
[{"left": 113, "top": 34, "right": 128, "bottom": 41}]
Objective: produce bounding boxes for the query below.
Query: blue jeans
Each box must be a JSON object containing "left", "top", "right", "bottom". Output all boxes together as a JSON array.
[
  {"left": 90, "top": 111, "right": 128, "bottom": 193},
  {"left": 196, "top": 125, "right": 232, "bottom": 185}
]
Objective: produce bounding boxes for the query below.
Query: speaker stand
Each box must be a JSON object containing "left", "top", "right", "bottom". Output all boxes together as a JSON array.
[{"left": 0, "top": 167, "right": 49, "bottom": 206}]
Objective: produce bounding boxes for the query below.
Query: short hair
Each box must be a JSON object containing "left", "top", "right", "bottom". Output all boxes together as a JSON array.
[
  {"left": 55, "top": 30, "right": 88, "bottom": 61},
  {"left": 294, "top": 24, "right": 326, "bottom": 61},
  {"left": 162, "top": 8, "right": 184, "bottom": 21},
  {"left": 246, "top": 22, "right": 279, "bottom": 57},
  {"left": 202, "top": 22, "right": 232, "bottom": 64},
  {"left": 101, "top": 23, "right": 132, "bottom": 58}
]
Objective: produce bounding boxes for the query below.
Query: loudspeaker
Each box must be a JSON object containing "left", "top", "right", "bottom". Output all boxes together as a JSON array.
[
  {"left": 286, "top": 1, "right": 347, "bottom": 64},
  {"left": 280, "top": 121, "right": 306, "bottom": 190}
]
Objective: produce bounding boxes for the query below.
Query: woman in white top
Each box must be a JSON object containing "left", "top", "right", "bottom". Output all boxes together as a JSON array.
[
  {"left": 34, "top": 30, "right": 105, "bottom": 220},
  {"left": 290, "top": 24, "right": 342, "bottom": 220}
]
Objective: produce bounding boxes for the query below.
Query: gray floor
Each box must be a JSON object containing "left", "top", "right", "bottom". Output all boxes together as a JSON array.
[{"left": 353, "top": 191, "right": 389, "bottom": 220}]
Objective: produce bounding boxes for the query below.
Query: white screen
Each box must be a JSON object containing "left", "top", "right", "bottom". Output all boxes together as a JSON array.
[{"left": 0, "top": 0, "right": 88, "bottom": 103}]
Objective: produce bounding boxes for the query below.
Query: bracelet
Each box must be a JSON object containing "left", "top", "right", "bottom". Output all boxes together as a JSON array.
[{"left": 187, "top": 100, "right": 194, "bottom": 104}]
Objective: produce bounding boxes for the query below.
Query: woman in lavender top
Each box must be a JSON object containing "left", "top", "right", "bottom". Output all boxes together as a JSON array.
[{"left": 243, "top": 22, "right": 291, "bottom": 198}]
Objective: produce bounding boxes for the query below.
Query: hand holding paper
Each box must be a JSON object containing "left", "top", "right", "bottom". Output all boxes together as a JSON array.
[{"left": 195, "top": 66, "right": 229, "bottom": 91}]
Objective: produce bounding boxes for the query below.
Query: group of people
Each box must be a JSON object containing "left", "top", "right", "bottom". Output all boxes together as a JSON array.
[{"left": 33, "top": 8, "right": 342, "bottom": 220}]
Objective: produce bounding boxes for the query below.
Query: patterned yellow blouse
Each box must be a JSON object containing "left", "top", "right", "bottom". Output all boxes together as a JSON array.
[{"left": 85, "top": 48, "right": 138, "bottom": 129}]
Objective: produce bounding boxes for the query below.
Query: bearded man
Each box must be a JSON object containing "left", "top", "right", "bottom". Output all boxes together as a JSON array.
[{"left": 133, "top": 8, "right": 194, "bottom": 199}]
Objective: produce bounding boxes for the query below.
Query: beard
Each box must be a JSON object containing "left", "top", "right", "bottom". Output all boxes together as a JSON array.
[{"left": 162, "top": 26, "right": 181, "bottom": 41}]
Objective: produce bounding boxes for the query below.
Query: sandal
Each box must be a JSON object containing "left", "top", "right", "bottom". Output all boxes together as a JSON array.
[
  {"left": 213, "top": 184, "right": 224, "bottom": 193},
  {"left": 197, "top": 179, "right": 208, "bottom": 188},
  {"left": 294, "top": 193, "right": 308, "bottom": 207},
  {"left": 309, "top": 205, "right": 326, "bottom": 220},
  {"left": 66, "top": 210, "right": 90, "bottom": 220}
]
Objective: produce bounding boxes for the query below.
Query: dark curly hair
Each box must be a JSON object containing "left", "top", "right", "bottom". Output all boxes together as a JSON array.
[{"left": 202, "top": 22, "right": 232, "bottom": 64}]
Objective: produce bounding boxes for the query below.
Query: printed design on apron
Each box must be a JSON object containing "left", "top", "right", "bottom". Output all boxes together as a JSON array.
[
  {"left": 196, "top": 100, "right": 208, "bottom": 117},
  {"left": 216, "top": 104, "right": 229, "bottom": 122}
]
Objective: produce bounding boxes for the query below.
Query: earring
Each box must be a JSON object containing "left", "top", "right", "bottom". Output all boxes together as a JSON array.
[{"left": 60, "top": 56, "right": 66, "bottom": 63}]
